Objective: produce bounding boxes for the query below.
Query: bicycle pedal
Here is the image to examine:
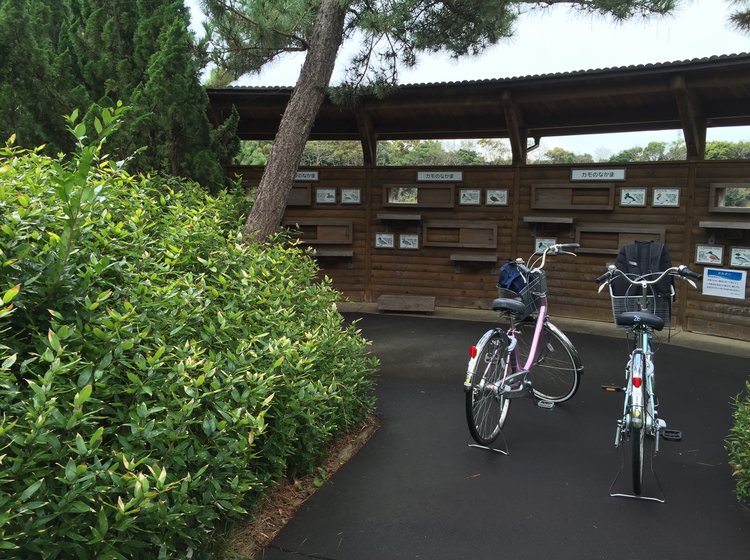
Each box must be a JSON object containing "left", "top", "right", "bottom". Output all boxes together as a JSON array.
[
  {"left": 536, "top": 399, "right": 555, "bottom": 410},
  {"left": 601, "top": 384, "right": 624, "bottom": 393},
  {"left": 661, "top": 428, "right": 682, "bottom": 441}
]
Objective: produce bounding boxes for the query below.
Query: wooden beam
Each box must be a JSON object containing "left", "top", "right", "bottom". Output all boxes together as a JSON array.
[
  {"left": 671, "top": 75, "right": 706, "bottom": 160},
  {"left": 355, "top": 108, "right": 377, "bottom": 165},
  {"left": 501, "top": 91, "right": 527, "bottom": 165}
]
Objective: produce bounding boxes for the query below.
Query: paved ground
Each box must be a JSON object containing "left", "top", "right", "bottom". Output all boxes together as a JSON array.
[{"left": 260, "top": 310, "right": 750, "bottom": 560}]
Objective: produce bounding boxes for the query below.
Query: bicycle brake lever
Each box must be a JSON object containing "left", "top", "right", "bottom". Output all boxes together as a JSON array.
[{"left": 598, "top": 282, "right": 607, "bottom": 294}]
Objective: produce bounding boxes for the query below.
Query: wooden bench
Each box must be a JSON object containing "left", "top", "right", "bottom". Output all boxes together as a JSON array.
[
  {"left": 377, "top": 294, "right": 436, "bottom": 314},
  {"left": 449, "top": 253, "right": 498, "bottom": 274}
]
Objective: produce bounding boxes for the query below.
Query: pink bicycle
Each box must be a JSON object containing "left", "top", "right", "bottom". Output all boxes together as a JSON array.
[{"left": 464, "top": 243, "right": 583, "bottom": 451}]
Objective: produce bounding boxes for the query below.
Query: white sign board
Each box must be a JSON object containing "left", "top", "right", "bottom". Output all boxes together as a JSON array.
[
  {"left": 571, "top": 169, "right": 626, "bottom": 181},
  {"left": 702, "top": 268, "right": 747, "bottom": 300},
  {"left": 295, "top": 171, "right": 319, "bottom": 181},
  {"left": 417, "top": 171, "right": 463, "bottom": 182}
]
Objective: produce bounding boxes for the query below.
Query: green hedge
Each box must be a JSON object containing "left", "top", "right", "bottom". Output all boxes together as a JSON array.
[
  {"left": 0, "top": 110, "right": 376, "bottom": 557},
  {"left": 728, "top": 381, "right": 750, "bottom": 505}
]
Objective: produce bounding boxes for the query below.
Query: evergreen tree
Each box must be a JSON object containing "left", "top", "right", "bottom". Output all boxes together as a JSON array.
[
  {"left": 1, "top": 0, "right": 238, "bottom": 192},
  {"left": 0, "top": 0, "right": 74, "bottom": 151},
  {"left": 126, "top": 3, "right": 238, "bottom": 190}
]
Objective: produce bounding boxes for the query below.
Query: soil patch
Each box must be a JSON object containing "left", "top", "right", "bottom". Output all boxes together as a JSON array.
[{"left": 224, "top": 412, "right": 382, "bottom": 559}]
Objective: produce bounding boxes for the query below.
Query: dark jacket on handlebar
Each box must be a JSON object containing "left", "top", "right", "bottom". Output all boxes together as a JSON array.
[{"left": 612, "top": 241, "right": 673, "bottom": 297}]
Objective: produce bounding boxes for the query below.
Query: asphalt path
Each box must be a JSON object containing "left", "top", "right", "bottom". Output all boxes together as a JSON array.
[{"left": 260, "top": 312, "right": 750, "bottom": 560}]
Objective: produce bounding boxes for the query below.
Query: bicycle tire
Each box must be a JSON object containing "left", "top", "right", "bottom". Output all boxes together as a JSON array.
[
  {"left": 631, "top": 423, "right": 645, "bottom": 495},
  {"left": 465, "top": 331, "right": 511, "bottom": 445},
  {"left": 516, "top": 321, "right": 582, "bottom": 403},
  {"left": 630, "top": 380, "right": 646, "bottom": 495}
]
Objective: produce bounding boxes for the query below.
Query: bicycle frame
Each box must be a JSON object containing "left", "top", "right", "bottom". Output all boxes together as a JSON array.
[
  {"left": 505, "top": 291, "right": 549, "bottom": 391},
  {"left": 495, "top": 246, "right": 562, "bottom": 384},
  {"left": 467, "top": 296, "right": 578, "bottom": 400},
  {"left": 618, "top": 326, "right": 658, "bottom": 447},
  {"left": 466, "top": 264, "right": 551, "bottom": 398}
]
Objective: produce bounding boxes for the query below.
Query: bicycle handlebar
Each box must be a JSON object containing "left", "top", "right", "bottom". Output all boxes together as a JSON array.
[
  {"left": 595, "top": 264, "right": 702, "bottom": 286},
  {"left": 680, "top": 266, "right": 703, "bottom": 280},
  {"left": 525, "top": 243, "right": 580, "bottom": 273},
  {"left": 594, "top": 270, "right": 611, "bottom": 284}
]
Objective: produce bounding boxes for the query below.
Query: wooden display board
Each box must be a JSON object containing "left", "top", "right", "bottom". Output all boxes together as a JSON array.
[
  {"left": 531, "top": 183, "right": 615, "bottom": 210},
  {"left": 422, "top": 220, "right": 497, "bottom": 248}
]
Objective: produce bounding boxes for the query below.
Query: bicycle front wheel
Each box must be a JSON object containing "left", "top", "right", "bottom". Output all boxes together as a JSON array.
[
  {"left": 517, "top": 321, "right": 582, "bottom": 402},
  {"left": 465, "top": 331, "right": 511, "bottom": 445}
]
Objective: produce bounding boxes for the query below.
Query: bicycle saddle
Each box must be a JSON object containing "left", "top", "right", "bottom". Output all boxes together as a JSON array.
[
  {"left": 615, "top": 311, "right": 664, "bottom": 331},
  {"left": 491, "top": 297, "right": 527, "bottom": 315}
]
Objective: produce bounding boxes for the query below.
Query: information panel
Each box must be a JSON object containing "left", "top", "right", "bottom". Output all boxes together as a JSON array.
[{"left": 702, "top": 268, "right": 747, "bottom": 300}]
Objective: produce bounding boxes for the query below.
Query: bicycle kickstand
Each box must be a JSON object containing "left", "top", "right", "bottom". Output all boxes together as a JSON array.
[
  {"left": 608, "top": 443, "right": 666, "bottom": 503},
  {"left": 468, "top": 430, "right": 509, "bottom": 456}
]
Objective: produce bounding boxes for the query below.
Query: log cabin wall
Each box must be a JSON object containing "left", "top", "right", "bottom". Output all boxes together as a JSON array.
[
  {"left": 690, "top": 161, "right": 750, "bottom": 340},
  {"left": 227, "top": 161, "right": 750, "bottom": 342}
]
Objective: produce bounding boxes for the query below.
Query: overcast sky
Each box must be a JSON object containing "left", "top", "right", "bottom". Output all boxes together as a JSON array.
[{"left": 189, "top": 1, "right": 750, "bottom": 156}]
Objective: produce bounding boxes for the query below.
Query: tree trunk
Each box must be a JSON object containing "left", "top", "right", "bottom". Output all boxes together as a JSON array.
[{"left": 242, "top": 0, "right": 348, "bottom": 242}]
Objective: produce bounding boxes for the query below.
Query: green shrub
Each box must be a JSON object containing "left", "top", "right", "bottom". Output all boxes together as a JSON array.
[
  {"left": 0, "top": 109, "right": 376, "bottom": 557},
  {"left": 727, "top": 380, "right": 750, "bottom": 505}
]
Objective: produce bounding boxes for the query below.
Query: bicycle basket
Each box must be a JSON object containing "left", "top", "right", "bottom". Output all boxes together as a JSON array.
[
  {"left": 609, "top": 285, "right": 671, "bottom": 327},
  {"left": 496, "top": 270, "right": 547, "bottom": 321}
]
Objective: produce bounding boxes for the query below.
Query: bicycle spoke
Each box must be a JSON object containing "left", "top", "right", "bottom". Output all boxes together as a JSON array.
[{"left": 517, "top": 322, "right": 581, "bottom": 402}]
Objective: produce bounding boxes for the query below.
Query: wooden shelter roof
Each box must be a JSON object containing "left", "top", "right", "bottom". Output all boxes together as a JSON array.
[{"left": 206, "top": 52, "right": 750, "bottom": 163}]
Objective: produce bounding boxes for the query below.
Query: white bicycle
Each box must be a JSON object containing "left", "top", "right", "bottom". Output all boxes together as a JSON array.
[{"left": 596, "top": 263, "right": 701, "bottom": 500}]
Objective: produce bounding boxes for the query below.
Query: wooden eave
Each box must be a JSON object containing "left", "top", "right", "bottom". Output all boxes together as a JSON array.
[{"left": 207, "top": 53, "right": 750, "bottom": 163}]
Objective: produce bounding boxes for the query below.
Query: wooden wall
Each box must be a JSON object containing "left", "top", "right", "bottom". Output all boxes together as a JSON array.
[{"left": 227, "top": 162, "right": 750, "bottom": 341}]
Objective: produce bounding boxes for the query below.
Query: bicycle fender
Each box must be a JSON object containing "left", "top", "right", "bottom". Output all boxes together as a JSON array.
[
  {"left": 464, "top": 328, "right": 506, "bottom": 390},
  {"left": 545, "top": 321, "right": 584, "bottom": 375}
]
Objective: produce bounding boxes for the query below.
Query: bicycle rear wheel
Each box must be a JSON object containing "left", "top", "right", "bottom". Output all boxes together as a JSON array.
[
  {"left": 631, "top": 425, "right": 645, "bottom": 495},
  {"left": 516, "top": 321, "right": 582, "bottom": 402},
  {"left": 465, "top": 331, "right": 511, "bottom": 445}
]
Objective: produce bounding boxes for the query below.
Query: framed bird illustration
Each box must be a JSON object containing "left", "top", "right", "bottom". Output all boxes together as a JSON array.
[{"left": 696, "top": 244, "right": 724, "bottom": 265}]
